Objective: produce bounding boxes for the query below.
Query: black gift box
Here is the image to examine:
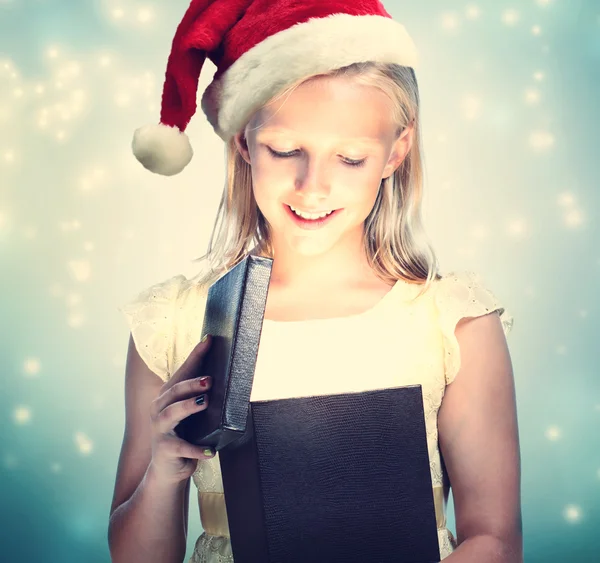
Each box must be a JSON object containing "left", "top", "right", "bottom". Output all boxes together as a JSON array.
[
  {"left": 219, "top": 386, "right": 441, "bottom": 563},
  {"left": 174, "top": 253, "right": 273, "bottom": 448}
]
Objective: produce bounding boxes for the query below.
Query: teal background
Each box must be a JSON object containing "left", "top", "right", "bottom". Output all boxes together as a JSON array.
[{"left": 1, "top": 0, "right": 599, "bottom": 561}]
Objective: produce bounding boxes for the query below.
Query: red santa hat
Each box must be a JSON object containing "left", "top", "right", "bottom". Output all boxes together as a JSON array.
[{"left": 132, "top": 0, "right": 419, "bottom": 176}]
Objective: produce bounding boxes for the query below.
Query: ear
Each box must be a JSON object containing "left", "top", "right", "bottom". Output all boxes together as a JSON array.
[
  {"left": 382, "top": 123, "right": 414, "bottom": 180},
  {"left": 233, "top": 131, "right": 251, "bottom": 165}
]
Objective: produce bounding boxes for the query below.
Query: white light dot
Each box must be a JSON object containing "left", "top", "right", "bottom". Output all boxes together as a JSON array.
[
  {"left": 112, "top": 8, "right": 124, "bottom": 20},
  {"left": 47, "top": 47, "right": 60, "bottom": 59},
  {"left": 14, "top": 406, "right": 32, "bottom": 424},
  {"left": 524, "top": 88, "right": 541, "bottom": 105},
  {"left": 529, "top": 130, "right": 555, "bottom": 151},
  {"left": 534, "top": 71, "right": 545, "bottom": 81},
  {"left": 441, "top": 12, "right": 460, "bottom": 30},
  {"left": 558, "top": 192, "right": 575, "bottom": 206},
  {"left": 532, "top": 25, "right": 542, "bottom": 36},
  {"left": 13, "top": 88, "right": 23, "bottom": 98},
  {"left": 563, "top": 505, "right": 582, "bottom": 523},
  {"left": 507, "top": 218, "right": 528, "bottom": 237},
  {"left": 23, "top": 358, "right": 41, "bottom": 377},
  {"left": 67, "top": 311, "right": 86, "bottom": 328},
  {"left": 564, "top": 209, "right": 585, "bottom": 228},
  {"left": 502, "top": 9, "right": 520, "bottom": 25},
  {"left": 545, "top": 425, "right": 561, "bottom": 440},
  {"left": 465, "top": 5, "right": 481, "bottom": 19},
  {"left": 99, "top": 55, "right": 111, "bottom": 67},
  {"left": 462, "top": 95, "right": 482, "bottom": 120},
  {"left": 138, "top": 8, "right": 154, "bottom": 23},
  {"left": 75, "top": 432, "right": 94, "bottom": 455},
  {"left": 536, "top": 0, "right": 552, "bottom": 6},
  {"left": 4, "top": 150, "right": 15, "bottom": 162},
  {"left": 67, "top": 259, "right": 91, "bottom": 282}
]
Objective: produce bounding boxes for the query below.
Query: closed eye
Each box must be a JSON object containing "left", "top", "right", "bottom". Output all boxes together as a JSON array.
[{"left": 267, "top": 147, "right": 366, "bottom": 168}]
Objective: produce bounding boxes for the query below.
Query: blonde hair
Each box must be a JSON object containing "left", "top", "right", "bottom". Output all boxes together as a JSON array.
[{"left": 192, "top": 61, "right": 441, "bottom": 299}]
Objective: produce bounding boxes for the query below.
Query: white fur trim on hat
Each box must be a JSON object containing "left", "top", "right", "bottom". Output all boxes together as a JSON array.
[
  {"left": 201, "top": 13, "right": 419, "bottom": 141},
  {"left": 132, "top": 123, "right": 193, "bottom": 176}
]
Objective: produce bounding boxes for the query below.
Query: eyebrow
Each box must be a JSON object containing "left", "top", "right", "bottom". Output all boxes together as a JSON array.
[{"left": 257, "top": 127, "right": 381, "bottom": 145}]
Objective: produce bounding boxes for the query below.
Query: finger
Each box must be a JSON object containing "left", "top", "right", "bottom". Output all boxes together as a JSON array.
[
  {"left": 161, "top": 434, "right": 216, "bottom": 460},
  {"left": 152, "top": 376, "right": 212, "bottom": 418},
  {"left": 156, "top": 392, "right": 210, "bottom": 435},
  {"left": 168, "top": 334, "right": 212, "bottom": 386}
]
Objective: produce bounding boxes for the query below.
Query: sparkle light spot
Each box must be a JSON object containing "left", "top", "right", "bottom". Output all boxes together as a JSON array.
[
  {"left": 529, "top": 130, "right": 555, "bottom": 151},
  {"left": 564, "top": 209, "right": 585, "bottom": 228},
  {"left": 441, "top": 12, "right": 460, "bottom": 31},
  {"left": 67, "top": 259, "right": 91, "bottom": 282},
  {"left": 462, "top": 95, "right": 482, "bottom": 120},
  {"left": 465, "top": 5, "right": 481, "bottom": 19},
  {"left": 507, "top": 218, "right": 528, "bottom": 237},
  {"left": 471, "top": 224, "right": 490, "bottom": 239},
  {"left": 545, "top": 425, "right": 561, "bottom": 440},
  {"left": 75, "top": 432, "right": 94, "bottom": 455},
  {"left": 534, "top": 71, "right": 545, "bottom": 81},
  {"left": 83, "top": 241, "right": 94, "bottom": 252},
  {"left": 112, "top": 8, "right": 124, "bottom": 20},
  {"left": 4, "top": 150, "right": 15, "bottom": 162},
  {"left": 22, "top": 225, "right": 37, "bottom": 240},
  {"left": 524, "top": 88, "right": 541, "bottom": 104},
  {"left": 536, "top": 0, "right": 552, "bottom": 6},
  {"left": 47, "top": 47, "right": 60, "bottom": 59},
  {"left": 23, "top": 358, "right": 41, "bottom": 377},
  {"left": 532, "top": 25, "right": 542, "bottom": 36},
  {"left": 563, "top": 505, "right": 582, "bottom": 523},
  {"left": 34, "top": 84, "right": 45, "bottom": 95},
  {"left": 558, "top": 193, "right": 575, "bottom": 207},
  {"left": 14, "top": 406, "right": 32, "bottom": 424},
  {"left": 50, "top": 463, "right": 62, "bottom": 473},
  {"left": 99, "top": 55, "right": 111, "bottom": 67},
  {"left": 137, "top": 7, "right": 154, "bottom": 23},
  {"left": 13, "top": 88, "right": 23, "bottom": 98},
  {"left": 502, "top": 9, "right": 520, "bottom": 26},
  {"left": 66, "top": 293, "right": 83, "bottom": 307},
  {"left": 67, "top": 311, "right": 86, "bottom": 328}
]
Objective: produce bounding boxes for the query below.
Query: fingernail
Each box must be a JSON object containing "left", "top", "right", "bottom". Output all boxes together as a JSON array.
[
  {"left": 199, "top": 376, "right": 210, "bottom": 387},
  {"left": 195, "top": 395, "right": 206, "bottom": 405},
  {"left": 200, "top": 334, "right": 209, "bottom": 343},
  {"left": 203, "top": 447, "right": 215, "bottom": 458}
]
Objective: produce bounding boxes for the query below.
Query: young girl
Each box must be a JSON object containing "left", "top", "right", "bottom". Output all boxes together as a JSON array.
[{"left": 109, "top": 1, "right": 522, "bottom": 562}]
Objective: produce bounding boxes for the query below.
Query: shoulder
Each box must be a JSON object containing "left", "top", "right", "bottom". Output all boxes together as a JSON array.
[{"left": 430, "top": 270, "right": 514, "bottom": 385}]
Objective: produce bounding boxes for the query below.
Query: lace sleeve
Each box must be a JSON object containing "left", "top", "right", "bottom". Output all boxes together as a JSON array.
[
  {"left": 434, "top": 271, "right": 514, "bottom": 386},
  {"left": 117, "top": 274, "right": 187, "bottom": 382}
]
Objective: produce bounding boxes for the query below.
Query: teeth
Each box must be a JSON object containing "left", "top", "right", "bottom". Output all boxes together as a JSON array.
[{"left": 289, "top": 206, "right": 334, "bottom": 220}]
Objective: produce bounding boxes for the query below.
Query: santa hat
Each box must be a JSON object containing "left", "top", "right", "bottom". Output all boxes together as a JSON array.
[{"left": 132, "top": 0, "right": 419, "bottom": 176}]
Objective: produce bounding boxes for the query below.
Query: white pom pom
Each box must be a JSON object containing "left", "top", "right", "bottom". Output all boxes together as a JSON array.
[{"left": 132, "top": 123, "right": 193, "bottom": 176}]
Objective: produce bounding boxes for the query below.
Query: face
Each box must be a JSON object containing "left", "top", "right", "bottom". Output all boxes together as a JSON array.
[{"left": 234, "top": 76, "right": 413, "bottom": 259}]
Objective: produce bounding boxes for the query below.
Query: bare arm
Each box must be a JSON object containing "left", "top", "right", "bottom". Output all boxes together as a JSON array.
[
  {"left": 437, "top": 312, "right": 523, "bottom": 562},
  {"left": 108, "top": 334, "right": 189, "bottom": 563}
]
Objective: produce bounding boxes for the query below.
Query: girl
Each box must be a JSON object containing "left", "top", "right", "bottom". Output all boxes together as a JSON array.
[{"left": 109, "top": 1, "right": 522, "bottom": 562}]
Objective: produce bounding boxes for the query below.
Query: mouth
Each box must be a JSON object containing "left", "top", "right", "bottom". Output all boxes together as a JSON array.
[{"left": 283, "top": 203, "right": 342, "bottom": 229}]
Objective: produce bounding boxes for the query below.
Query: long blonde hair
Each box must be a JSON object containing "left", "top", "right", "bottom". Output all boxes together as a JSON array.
[{"left": 192, "top": 61, "right": 441, "bottom": 299}]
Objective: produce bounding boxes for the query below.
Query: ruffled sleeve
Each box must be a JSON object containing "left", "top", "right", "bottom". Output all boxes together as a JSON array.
[
  {"left": 117, "top": 274, "right": 188, "bottom": 383},
  {"left": 434, "top": 271, "right": 514, "bottom": 386}
]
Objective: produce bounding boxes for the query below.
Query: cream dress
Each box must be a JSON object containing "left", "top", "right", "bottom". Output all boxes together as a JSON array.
[{"left": 118, "top": 269, "right": 514, "bottom": 562}]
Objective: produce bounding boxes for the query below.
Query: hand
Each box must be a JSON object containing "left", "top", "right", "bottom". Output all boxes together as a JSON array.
[{"left": 148, "top": 334, "right": 215, "bottom": 485}]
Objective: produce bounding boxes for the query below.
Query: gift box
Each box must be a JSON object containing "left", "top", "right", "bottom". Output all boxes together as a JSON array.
[
  {"left": 174, "top": 253, "right": 273, "bottom": 448},
  {"left": 219, "top": 385, "right": 441, "bottom": 563}
]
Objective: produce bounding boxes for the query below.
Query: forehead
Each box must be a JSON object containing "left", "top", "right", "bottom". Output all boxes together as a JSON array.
[
  {"left": 257, "top": 126, "right": 382, "bottom": 146},
  {"left": 249, "top": 77, "right": 395, "bottom": 144}
]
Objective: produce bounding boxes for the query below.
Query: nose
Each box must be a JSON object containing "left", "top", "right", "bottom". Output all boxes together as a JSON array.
[{"left": 294, "top": 155, "right": 333, "bottom": 203}]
